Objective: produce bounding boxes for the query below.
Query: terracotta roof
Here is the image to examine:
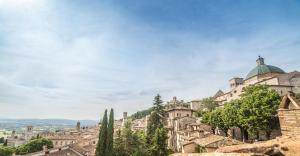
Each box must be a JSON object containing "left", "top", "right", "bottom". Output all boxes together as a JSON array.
[{"left": 184, "top": 135, "right": 243, "bottom": 148}]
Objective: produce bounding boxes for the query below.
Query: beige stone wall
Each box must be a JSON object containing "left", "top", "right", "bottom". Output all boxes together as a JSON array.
[
  {"left": 278, "top": 108, "right": 300, "bottom": 136},
  {"left": 182, "top": 143, "right": 197, "bottom": 153}
]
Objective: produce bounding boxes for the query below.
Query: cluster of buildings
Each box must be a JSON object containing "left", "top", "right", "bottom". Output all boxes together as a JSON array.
[
  {"left": 6, "top": 126, "right": 36, "bottom": 147},
  {"left": 4, "top": 56, "right": 300, "bottom": 155},
  {"left": 214, "top": 56, "right": 300, "bottom": 105},
  {"left": 161, "top": 56, "right": 300, "bottom": 153}
]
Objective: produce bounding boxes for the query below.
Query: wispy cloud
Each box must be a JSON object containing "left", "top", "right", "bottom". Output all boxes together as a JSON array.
[{"left": 0, "top": 0, "right": 300, "bottom": 119}]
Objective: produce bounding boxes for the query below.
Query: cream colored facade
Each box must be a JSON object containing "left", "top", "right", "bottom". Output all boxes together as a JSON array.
[{"left": 215, "top": 57, "right": 300, "bottom": 105}]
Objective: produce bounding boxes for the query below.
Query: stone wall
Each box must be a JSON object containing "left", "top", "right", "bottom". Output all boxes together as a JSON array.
[{"left": 278, "top": 108, "right": 300, "bottom": 136}]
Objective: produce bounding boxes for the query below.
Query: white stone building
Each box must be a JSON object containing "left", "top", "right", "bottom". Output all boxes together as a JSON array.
[{"left": 214, "top": 56, "right": 300, "bottom": 105}]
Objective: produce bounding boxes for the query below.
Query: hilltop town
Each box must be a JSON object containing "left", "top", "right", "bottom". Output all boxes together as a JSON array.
[{"left": 1, "top": 56, "right": 299, "bottom": 156}]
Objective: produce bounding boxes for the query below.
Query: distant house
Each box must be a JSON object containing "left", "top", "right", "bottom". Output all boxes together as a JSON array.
[{"left": 182, "top": 135, "right": 243, "bottom": 153}]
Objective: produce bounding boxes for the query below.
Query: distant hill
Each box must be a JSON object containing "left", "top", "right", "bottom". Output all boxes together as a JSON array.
[{"left": 0, "top": 118, "right": 99, "bottom": 130}]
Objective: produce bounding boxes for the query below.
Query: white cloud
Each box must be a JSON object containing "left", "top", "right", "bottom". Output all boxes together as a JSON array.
[{"left": 0, "top": 1, "right": 299, "bottom": 119}]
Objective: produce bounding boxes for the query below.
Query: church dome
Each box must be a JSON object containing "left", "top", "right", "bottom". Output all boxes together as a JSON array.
[{"left": 245, "top": 56, "right": 285, "bottom": 79}]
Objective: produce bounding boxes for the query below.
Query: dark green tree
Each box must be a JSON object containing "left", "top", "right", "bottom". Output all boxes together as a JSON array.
[
  {"left": 96, "top": 109, "right": 108, "bottom": 156},
  {"left": 114, "top": 129, "right": 126, "bottom": 156},
  {"left": 106, "top": 109, "right": 114, "bottom": 156},
  {"left": 0, "top": 137, "right": 4, "bottom": 143},
  {"left": 3, "top": 139, "right": 7, "bottom": 146},
  {"left": 146, "top": 94, "right": 165, "bottom": 142}
]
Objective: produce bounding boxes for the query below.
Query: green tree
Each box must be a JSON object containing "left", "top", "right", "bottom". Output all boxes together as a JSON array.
[
  {"left": 114, "top": 129, "right": 126, "bottom": 156},
  {"left": 202, "top": 97, "right": 219, "bottom": 112},
  {"left": 239, "top": 85, "right": 281, "bottom": 140},
  {"left": 201, "top": 111, "right": 215, "bottom": 133},
  {"left": 96, "top": 109, "right": 108, "bottom": 156},
  {"left": 0, "top": 146, "right": 15, "bottom": 156},
  {"left": 146, "top": 94, "right": 165, "bottom": 142},
  {"left": 0, "top": 137, "right": 4, "bottom": 143},
  {"left": 130, "top": 108, "right": 153, "bottom": 120},
  {"left": 149, "top": 128, "right": 168, "bottom": 156},
  {"left": 211, "top": 108, "right": 229, "bottom": 136},
  {"left": 132, "top": 130, "right": 148, "bottom": 156},
  {"left": 3, "top": 139, "right": 7, "bottom": 146},
  {"left": 15, "top": 138, "right": 53, "bottom": 155},
  {"left": 222, "top": 100, "right": 247, "bottom": 140},
  {"left": 106, "top": 109, "right": 114, "bottom": 156}
]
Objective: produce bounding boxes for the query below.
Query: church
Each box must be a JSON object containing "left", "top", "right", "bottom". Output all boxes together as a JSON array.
[{"left": 214, "top": 56, "right": 300, "bottom": 105}]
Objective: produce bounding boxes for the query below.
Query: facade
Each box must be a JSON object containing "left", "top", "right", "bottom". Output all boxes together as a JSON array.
[
  {"left": 278, "top": 92, "right": 300, "bottom": 137},
  {"left": 214, "top": 56, "right": 300, "bottom": 105},
  {"left": 165, "top": 97, "right": 197, "bottom": 152},
  {"left": 189, "top": 100, "right": 203, "bottom": 110},
  {"left": 40, "top": 123, "right": 99, "bottom": 155},
  {"left": 7, "top": 126, "right": 37, "bottom": 147},
  {"left": 181, "top": 135, "right": 243, "bottom": 153}
]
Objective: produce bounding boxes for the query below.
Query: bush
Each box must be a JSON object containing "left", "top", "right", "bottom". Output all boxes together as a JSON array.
[
  {"left": 0, "top": 146, "right": 15, "bottom": 156},
  {"left": 16, "top": 138, "right": 53, "bottom": 155}
]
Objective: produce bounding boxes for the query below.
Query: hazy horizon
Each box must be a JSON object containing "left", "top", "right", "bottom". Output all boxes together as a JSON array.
[{"left": 1, "top": 0, "right": 300, "bottom": 120}]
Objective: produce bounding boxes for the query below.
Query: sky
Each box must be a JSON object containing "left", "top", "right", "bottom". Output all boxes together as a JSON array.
[{"left": 0, "top": 0, "right": 300, "bottom": 120}]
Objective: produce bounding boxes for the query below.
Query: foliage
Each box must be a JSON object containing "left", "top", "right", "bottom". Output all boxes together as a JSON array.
[
  {"left": 239, "top": 85, "right": 281, "bottom": 138},
  {"left": 130, "top": 108, "right": 153, "bottom": 120},
  {"left": 222, "top": 100, "right": 242, "bottom": 128},
  {"left": 201, "top": 85, "right": 281, "bottom": 140},
  {"left": 202, "top": 97, "right": 219, "bottom": 112},
  {"left": 114, "top": 94, "right": 169, "bottom": 156},
  {"left": 194, "top": 109, "right": 206, "bottom": 117},
  {"left": 3, "top": 139, "right": 7, "bottom": 146},
  {"left": 96, "top": 109, "right": 108, "bottom": 156},
  {"left": 296, "top": 93, "right": 300, "bottom": 100},
  {"left": 107, "top": 109, "right": 114, "bottom": 156},
  {"left": 114, "top": 129, "right": 126, "bottom": 156},
  {"left": 15, "top": 138, "right": 53, "bottom": 155},
  {"left": 146, "top": 94, "right": 165, "bottom": 141},
  {"left": 0, "top": 146, "right": 15, "bottom": 156},
  {"left": 114, "top": 121, "right": 149, "bottom": 156},
  {"left": 148, "top": 128, "right": 168, "bottom": 156},
  {"left": 0, "top": 137, "right": 4, "bottom": 143},
  {"left": 211, "top": 108, "right": 230, "bottom": 136}
]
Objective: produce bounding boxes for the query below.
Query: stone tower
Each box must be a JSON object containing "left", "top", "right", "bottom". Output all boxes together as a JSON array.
[
  {"left": 256, "top": 56, "right": 265, "bottom": 65},
  {"left": 76, "top": 121, "right": 80, "bottom": 131}
]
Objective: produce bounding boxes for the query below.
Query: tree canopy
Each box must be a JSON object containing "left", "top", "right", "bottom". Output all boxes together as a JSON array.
[{"left": 201, "top": 85, "right": 281, "bottom": 141}]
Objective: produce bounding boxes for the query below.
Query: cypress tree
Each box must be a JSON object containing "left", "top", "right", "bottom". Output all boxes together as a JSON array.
[
  {"left": 96, "top": 109, "right": 108, "bottom": 156},
  {"left": 106, "top": 108, "right": 114, "bottom": 156}
]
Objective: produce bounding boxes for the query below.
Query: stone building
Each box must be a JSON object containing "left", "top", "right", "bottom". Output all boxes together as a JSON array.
[
  {"left": 181, "top": 134, "right": 243, "bottom": 153},
  {"left": 7, "top": 125, "right": 37, "bottom": 147},
  {"left": 165, "top": 97, "right": 201, "bottom": 151},
  {"left": 214, "top": 56, "right": 300, "bottom": 105},
  {"left": 41, "top": 123, "right": 99, "bottom": 155},
  {"left": 189, "top": 100, "right": 203, "bottom": 111},
  {"left": 278, "top": 91, "right": 300, "bottom": 137}
]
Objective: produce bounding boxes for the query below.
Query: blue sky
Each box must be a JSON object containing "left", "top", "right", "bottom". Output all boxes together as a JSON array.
[{"left": 0, "top": 0, "right": 300, "bottom": 120}]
